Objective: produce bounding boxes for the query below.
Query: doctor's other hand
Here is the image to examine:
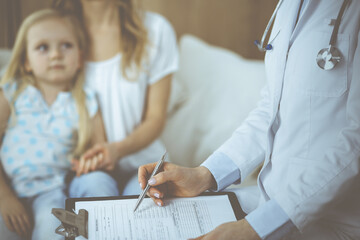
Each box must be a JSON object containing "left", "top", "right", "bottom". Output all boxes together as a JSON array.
[
  {"left": 0, "top": 193, "right": 32, "bottom": 238},
  {"left": 189, "top": 219, "right": 260, "bottom": 240},
  {"left": 138, "top": 162, "right": 216, "bottom": 206}
]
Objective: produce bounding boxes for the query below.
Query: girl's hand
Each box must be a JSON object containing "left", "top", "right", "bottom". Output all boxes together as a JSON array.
[
  {"left": 0, "top": 194, "right": 32, "bottom": 238},
  {"left": 74, "top": 143, "right": 119, "bottom": 176}
]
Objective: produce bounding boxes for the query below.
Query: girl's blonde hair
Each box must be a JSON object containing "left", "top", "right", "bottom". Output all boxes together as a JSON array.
[
  {"left": 52, "top": 0, "right": 149, "bottom": 79},
  {"left": 0, "top": 9, "right": 91, "bottom": 157}
]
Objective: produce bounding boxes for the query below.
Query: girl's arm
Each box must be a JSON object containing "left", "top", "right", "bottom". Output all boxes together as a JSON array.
[
  {"left": 81, "top": 74, "right": 172, "bottom": 171},
  {"left": 0, "top": 90, "right": 32, "bottom": 238}
]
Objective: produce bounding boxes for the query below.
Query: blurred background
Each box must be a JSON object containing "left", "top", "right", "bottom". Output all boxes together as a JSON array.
[{"left": 0, "top": 0, "right": 277, "bottom": 60}]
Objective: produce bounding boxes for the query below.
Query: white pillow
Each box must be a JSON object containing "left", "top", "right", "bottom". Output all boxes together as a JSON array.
[{"left": 162, "top": 35, "right": 266, "bottom": 167}]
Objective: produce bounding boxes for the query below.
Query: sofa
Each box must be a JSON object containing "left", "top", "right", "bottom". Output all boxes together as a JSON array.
[
  {"left": 0, "top": 35, "right": 266, "bottom": 187},
  {"left": 163, "top": 35, "right": 265, "bottom": 186}
]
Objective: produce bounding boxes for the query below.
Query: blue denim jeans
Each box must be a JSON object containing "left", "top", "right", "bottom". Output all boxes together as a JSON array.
[
  {"left": 121, "top": 172, "right": 142, "bottom": 196},
  {"left": 0, "top": 171, "right": 118, "bottom": 240}
]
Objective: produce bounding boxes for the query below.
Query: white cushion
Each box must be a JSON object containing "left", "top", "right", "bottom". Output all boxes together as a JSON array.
[{"left": 162, "top": 35, "right": 266, "bottom": 168}]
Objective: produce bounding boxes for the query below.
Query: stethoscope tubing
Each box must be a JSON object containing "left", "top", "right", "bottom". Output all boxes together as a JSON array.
[
  {"left": 329, "top": 0, "right": 350, "bottom": 47},
  {"left": 256, "top": 0, "right": 351, "bottom": 71},
  {"left": 256, "top": 0, "right": 284, "bottom": 51}
]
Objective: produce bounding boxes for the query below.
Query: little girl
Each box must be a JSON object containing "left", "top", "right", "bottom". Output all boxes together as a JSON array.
[{"left": 0, "top": 9, "right": 119, "bottom": 240}]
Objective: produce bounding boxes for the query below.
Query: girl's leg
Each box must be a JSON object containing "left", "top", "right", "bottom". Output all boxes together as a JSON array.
[
  {"left": 30, "top": 188, "right": 66, "bottom": 240},
  {"left": 0, "top": 215, "right": 24, "bottom": 240},
  {"left": 114, "top": 167, "right": 141, "bottom": 195},
  {"left": 68, "top": 171, "right": 119, "bottom": 198}
]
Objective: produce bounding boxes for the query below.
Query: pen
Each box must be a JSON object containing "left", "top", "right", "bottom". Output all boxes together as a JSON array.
[{"left": 133, "top": 151, "right": 167, "bottom": 212}]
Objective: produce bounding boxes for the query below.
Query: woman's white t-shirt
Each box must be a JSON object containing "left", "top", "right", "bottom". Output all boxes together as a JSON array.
[{"left": 85, "top": 12, "right": 179, "bottom": 171}]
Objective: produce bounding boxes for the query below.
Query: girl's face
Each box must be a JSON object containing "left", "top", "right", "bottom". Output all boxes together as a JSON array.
[{"left": 25, "top": 17, "right": 81, "bottom": 88}]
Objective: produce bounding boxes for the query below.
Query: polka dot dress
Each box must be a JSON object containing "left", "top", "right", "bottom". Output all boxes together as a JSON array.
[{"left": 0, "top": 83, "right": 98, "bottom": 197}]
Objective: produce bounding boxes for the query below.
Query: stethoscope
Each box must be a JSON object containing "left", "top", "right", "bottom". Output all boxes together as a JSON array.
[{"left": 254, "top": 0, "right": 350, "bottom": 71}]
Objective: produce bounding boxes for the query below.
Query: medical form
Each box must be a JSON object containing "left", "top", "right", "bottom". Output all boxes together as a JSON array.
[{"left": 67, "top": 193, "right": 242, "bottom": 240}]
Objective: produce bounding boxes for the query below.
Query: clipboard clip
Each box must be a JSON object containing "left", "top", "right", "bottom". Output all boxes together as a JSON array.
[{"left": 52, "top": 208, "right": 88, "bottom": 239}]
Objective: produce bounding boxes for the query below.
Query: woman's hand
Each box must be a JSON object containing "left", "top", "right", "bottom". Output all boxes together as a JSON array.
[
  {"left": 190, "top": 219, "right": 261, "bottom": 240},
  {"left": 71, "top": 153, "right": 104, "bottom": 176},
  {"left": 0, "top": 194, "right": 32, "bottom": 238},
  {"left": 138, "top": 162, "right": 217, "bottom": 206},
  {"left": 74, "top": 142, "right": 119, "bottom": 176}
]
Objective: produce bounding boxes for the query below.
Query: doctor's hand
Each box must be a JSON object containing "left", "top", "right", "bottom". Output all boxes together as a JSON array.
[
  {"left": 138, "top": 162, "right": 217, "bottom": 206},
  {"left": 0, "top": 193, "right": 32, "bottom": 238},
  {"left": 190, "top": 219, "right": 260, "bottom": 240}
]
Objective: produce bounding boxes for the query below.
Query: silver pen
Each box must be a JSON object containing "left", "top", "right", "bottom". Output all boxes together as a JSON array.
[{"left": 133, "top": 152, "right": 167, "bottom": 212}]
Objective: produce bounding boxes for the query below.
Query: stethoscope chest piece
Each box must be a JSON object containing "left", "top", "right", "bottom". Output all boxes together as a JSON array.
[{"left": 316, "top": 46, "right": 341, "bottom": 70}]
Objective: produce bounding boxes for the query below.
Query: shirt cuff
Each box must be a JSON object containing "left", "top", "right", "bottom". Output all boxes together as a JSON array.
[
  {"left": 201, "top": 152, "right": 241, "bottom": 191},
  {"left": 245, "top": 199, "right": 295, "bottom": 240}
]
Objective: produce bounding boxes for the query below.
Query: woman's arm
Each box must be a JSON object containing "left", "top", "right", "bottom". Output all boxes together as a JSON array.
[
  {"left": 115, "top": 74, "right": 171, "bottom": 157},
  {"left": 81, "top": 74, "right": 172, "bottom": 170},
  {"left": 0, "top": 90, "right": 32, "bottom": 237},
  {"left": 89, "top": 110, "right": 107, "bottom": 146}
]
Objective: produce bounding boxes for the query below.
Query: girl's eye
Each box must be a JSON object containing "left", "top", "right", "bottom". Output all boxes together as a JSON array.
[
  {"left": 37, "top": 44, "right": 48, "bottom": 52},
  {"left": 62, "top": 42, "right": 73, "bottom": 49}
]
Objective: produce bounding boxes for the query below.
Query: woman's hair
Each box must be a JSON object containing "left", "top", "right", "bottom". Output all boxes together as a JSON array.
[
  {"left": 0, "top": 9, "right": 91, "bottom": 157},
  {"left": 52, "top": 0, "right": 149, "bottom": 79}
]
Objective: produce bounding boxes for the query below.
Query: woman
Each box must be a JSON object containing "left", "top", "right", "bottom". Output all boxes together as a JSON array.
[{"left": 53, "top": 0, "right": 179, "bottom": 194}]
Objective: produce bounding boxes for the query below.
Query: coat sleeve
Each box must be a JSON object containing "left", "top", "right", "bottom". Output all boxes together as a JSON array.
[{"left": 214, "top": 83, "right": 272, "bottom": 182}]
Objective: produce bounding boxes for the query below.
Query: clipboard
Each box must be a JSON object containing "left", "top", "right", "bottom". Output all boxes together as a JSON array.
[{"left": 58, "top": 192, "right": 245, "bottom": 240}]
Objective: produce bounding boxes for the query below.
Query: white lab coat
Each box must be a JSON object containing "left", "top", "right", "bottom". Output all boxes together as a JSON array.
[{"left": 217, "top": 0, "right": 360, "bottom": 237}]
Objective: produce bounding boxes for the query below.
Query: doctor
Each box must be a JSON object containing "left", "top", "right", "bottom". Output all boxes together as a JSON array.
[{"left": 139, "top": 0, "right": 360, "bottom": 239}]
